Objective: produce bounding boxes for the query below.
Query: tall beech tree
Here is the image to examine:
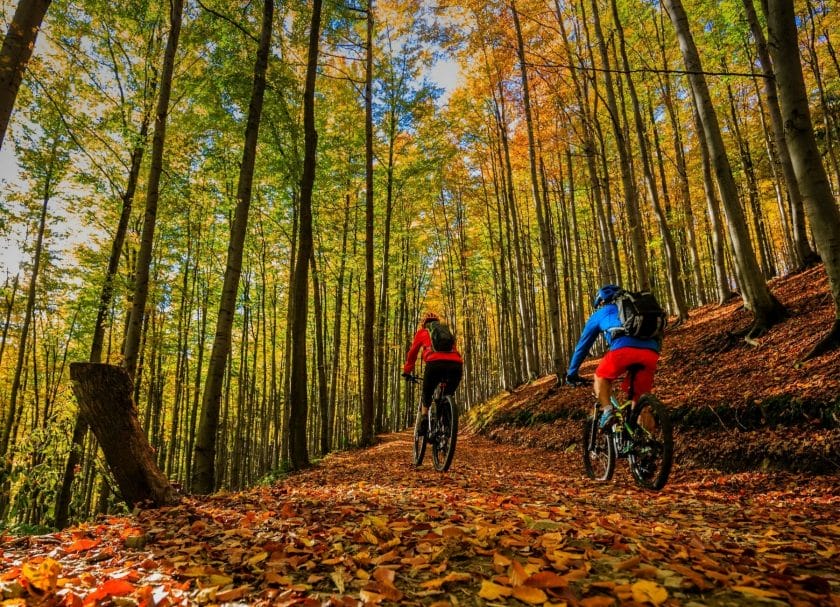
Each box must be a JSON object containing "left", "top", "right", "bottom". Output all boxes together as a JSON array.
[
  {"left": 361, "top": 0, "right": 376, "bottom": 447},
  {"left": 288, "top": 0, "right": 324, "bottom": 470},
  {"left": 765, "top": 0, "right": 840, "bottom": 357},
  {"left": 192, "top": 0, "right": 274, "bottom": 494}
]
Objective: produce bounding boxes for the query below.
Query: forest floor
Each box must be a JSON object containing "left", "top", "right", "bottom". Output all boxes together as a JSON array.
[
  {"left": 1, "top": 432, "right": 838, "bottom": 606},
  {"left": 2, "top": 265, "right": 840, "bottom": 606}
]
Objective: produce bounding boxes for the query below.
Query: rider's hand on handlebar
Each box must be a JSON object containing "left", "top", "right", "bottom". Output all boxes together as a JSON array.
[{"left": 565, "top": 373, "right": 592, "bottom": 387}]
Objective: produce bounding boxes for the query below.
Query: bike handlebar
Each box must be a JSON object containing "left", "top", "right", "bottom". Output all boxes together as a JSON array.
[{"left": 402, "top": 373, "right": 421, "bottom": 384}]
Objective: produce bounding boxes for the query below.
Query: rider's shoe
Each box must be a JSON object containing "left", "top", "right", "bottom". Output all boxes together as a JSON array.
[
  {"left": 598, "top": 407, "right": 615, "bottom": 429},
  {"left": 416, "top": 414, "right": 429, "bottom": 437}
]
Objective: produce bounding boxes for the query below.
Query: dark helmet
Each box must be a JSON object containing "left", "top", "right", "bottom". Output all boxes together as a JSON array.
[{"left": 594, "top": 284, "right": 622, "bottom": 308}]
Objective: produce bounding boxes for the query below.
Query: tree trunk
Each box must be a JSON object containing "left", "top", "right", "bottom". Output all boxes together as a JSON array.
[
  {"left": 766, "top": 0, "right": 840, "bottom": 357},
  {"left": 510, "top": 0, "right": 563, "bottom": 379},
  {"left": 663, "top": 0, "right": 784, "bottom": 335},
  {"left": 69, "top": 363, "right": 176, "bottom": 508},
  {"left": 287, "top": 0, "right": 323, "bottom": 468},
  {"left": 122, "top": 0, "right": 183, "bottom": 379},
  {"left": 0, "top": 0, "right": 51, "bottom": 150},
  {"left": 589, "top": 0, "right": 649, "bottom": 289},
  {"left": 192, "top": 0, "right": 274, "bottom": 493},
  {"left": 361, "top": 0, "right": 376, "bottom": 446},
  {"left": 743, "top": 0, "right": 814, "bottom": 268},
  {"left": 611, "top": 0, "right": 688, "bottom": 320}
]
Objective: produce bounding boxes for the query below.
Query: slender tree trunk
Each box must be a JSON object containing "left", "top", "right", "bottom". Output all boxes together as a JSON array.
[
  {"left": 0, "top": 0, "right": 51, "bottom": 150},
  {"left": 361, "top": 0, "right": 376, "bottom": 446},
  {"left": 123, "top": 0, "right": 184, "bottom": 379},
  {"left": 326, "top": 194, "right": 350, "bottom": 453},
  {"left": 664, "top": 0, "right": 784, "bottom": 335},
  {"left": 510, "top": 0, "right": 563, "bottom": 379},
  {"left": 0, "top": 163, "right": 51, "bottom": 459},
  {"left": 192, "top": 0, "right": 274, "bottom": 493},
  {"left": 766, "top": 0, "right": 840, "bottom": 357},
  {"left": 287, "top": 0, "right": 322, "bottom": 468},
  {"left": 590, "top": 0, "right": 649, "bottom": 289},
  {"left": 611, "top": 0, "right": 687, "bottom": 320},
  {"left": 310, "top": 251, "right": 329, "bottom": 456},
  {"left": 743, "top": 0, "right": 814, "bottom": 268}
]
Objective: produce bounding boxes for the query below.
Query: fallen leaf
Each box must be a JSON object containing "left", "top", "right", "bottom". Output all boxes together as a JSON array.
[
  {"left": 631, "top": 580, "right": 668, "bottom": 605},
  {"left": 509, "top": 560, "right": 529, "bottom": 586},
  {"left": 21, "top": 558, "right": 60, "bottom": 593},
  {"left": 525, "top": 571, "right": 569, "bottom": 588},
  {"left": 731, "top": 585, "right": 782, "bottom": 599},
  {"left": 512, "top": 585, "right": 548, "bottom": 604},
  {"left": 66, "top": 539, "right": 99, "bottom": 554},
  {"left": 479, "top": 579, "right": 513, "bottom": 599}
]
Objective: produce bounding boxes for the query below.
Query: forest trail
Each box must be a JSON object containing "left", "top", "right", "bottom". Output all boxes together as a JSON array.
[{"left": 2, "top": 431, "right": 839, "bottom": 606}]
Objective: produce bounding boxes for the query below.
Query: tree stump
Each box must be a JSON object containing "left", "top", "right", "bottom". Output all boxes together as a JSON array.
[{"left": 69, "top": 362, "right": 177, "bottom": 508}]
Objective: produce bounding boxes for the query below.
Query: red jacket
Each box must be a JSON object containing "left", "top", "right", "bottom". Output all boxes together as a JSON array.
[{"left": 403, "top": 327, "right": 463, "bottom": 373}]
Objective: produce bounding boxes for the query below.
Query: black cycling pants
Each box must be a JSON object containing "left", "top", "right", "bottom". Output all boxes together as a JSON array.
[{"left": 422, "top": 360, "right": 463, "bottom": 407}]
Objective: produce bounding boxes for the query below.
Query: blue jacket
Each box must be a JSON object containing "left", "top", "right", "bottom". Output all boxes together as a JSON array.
[{"left": 567, "top": 303, "right": 660, "bottom": 376}]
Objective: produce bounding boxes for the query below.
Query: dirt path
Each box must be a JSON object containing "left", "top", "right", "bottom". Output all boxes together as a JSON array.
[{"left": 2, "top": 432, "right": 838, "bottom": 606}]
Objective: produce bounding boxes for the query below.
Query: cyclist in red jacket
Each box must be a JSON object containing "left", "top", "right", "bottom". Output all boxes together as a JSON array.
[{"left": 402, "top": 312, "right": 463, "bottom": 434}]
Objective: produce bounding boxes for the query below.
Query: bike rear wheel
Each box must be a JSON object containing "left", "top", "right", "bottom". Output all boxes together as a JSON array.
[
  {"left": 413, "top": 408, "right": 427, "bottom": 467},
  {"left": 431, "top": 396, "right": 458, "bottom": 472},
  {"left": 582, "top": 413, "right": 615, "bottom": 481},
  {"left": 628, "top": 395, "right": 673, "bottom": 490}
]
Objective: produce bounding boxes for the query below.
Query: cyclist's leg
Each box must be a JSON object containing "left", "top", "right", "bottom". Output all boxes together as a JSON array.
[
  {"left": 422, "top": 362, "right": 444, "bottom": 414},
  {"left": 440, "top": 361, "right": 463, "bottom": 396},
  {"left": 594, "top": 351, "right": 624, "bottom": 413}
]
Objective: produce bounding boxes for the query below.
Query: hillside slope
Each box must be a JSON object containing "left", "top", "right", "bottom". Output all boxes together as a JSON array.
[{"left": 466, "top": 264, "right": 840, "bottom": 473}]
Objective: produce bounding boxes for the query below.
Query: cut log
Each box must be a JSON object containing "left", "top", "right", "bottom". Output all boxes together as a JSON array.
[{"left": 69, "top": 362, "right": 177, "bottom": 508}]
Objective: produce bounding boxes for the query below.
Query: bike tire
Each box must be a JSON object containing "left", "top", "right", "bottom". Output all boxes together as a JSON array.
[
  {"left": 582, "top": 414, "right": 615, "bottom": 481},
  {"left": 413, "top": 409, "right": 427, "bottom": 467},
  {"left": 431, "top": 396, "right": 458, "bottom": 472},
  {"left": 628, "top": 395, "right": 673, "bottom": 490}
]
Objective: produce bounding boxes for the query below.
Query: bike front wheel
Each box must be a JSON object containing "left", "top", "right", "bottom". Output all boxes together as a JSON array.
[
  {"left": 582, "top": 413, "right": 616, "bottom": 481},
  {"left": 431, "top": 397, "right": 458, "bottom": 472},
  {"left": 628, "top": 395, "right": 673, "bottom": 490},
  {"left": 413, "top": 409, "right": 427, "bottom": 467}
]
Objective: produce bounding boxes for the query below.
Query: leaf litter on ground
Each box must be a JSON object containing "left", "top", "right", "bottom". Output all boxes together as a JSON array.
[{"left": 1, "top": 431, "right": 838, "bottom": 606}]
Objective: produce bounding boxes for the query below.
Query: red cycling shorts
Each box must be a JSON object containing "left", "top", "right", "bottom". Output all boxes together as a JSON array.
[{"left": 595, "top": 347, "right": 660, "bottom": 398}]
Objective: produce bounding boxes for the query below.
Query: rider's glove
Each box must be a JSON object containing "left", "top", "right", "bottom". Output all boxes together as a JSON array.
[
  {"left": 565, "top": 373, "right": 592, "bottom": 387},
  {"left": 401, "top": 372, "right": 412, "bottom": 380}
]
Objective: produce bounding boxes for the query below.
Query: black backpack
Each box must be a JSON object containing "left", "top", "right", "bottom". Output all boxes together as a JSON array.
[
  {"left": 610, "top": 290, "right": 667, "bottom": 340},
  {"left": 427, "top": 321, "right": 455, "bottom": 352}
]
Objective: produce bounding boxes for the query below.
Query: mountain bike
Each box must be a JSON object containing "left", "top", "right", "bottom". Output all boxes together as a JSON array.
[
  {"left": 405, "top": 374, "right": 458, "bottom": 472},
  {"left": 581, "top": 364, "right": 673, "bottom": 490}
]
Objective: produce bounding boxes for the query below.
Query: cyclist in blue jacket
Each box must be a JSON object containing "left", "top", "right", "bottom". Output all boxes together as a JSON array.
[{"left": 565, "top": 285, "right": 661, "bottom": 428}]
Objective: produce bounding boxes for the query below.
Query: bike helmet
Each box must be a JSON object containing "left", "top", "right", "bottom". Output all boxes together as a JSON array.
[
  {"left": 593, "top": 284, "right": 622, "bottom": 308},
  {"left": 420, "top": 311, "right": 440, "bottom": 326}
]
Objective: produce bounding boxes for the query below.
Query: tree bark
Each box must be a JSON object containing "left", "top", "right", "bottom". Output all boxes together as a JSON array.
[
  {"left": 766, "top": 0, "right": 840, "bottom": 357},
  {"left": 361, "top": 0, "right": 376, "bottom": 446},
  {"left": 69, "top": 363, "right": 176, "bottom": 508},
  {"left": 192, "top": 0, "right": 274, "bottom": 493},
  {"left": 0, "top": 0, "right": 51, "bottom": 150}
]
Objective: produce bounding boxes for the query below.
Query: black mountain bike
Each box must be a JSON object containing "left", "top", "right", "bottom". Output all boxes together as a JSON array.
[
  {"left": 581, "top": 364, "right": 673, "bottom": 490},
  {"left": 405, "top": 374, "right": 458, "bottom": 472}
]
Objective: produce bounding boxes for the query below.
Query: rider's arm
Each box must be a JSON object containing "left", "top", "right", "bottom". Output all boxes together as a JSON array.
[
  {"left": 403, "top": 330, "right": 425, "bottom": 374},
  {"left": 567, "top": 308, "right": 606, "bottom": 376}
]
